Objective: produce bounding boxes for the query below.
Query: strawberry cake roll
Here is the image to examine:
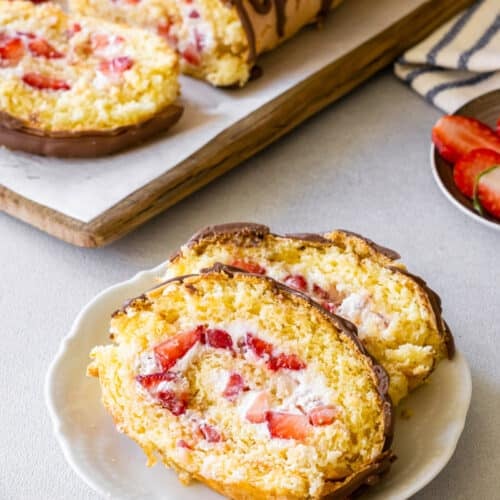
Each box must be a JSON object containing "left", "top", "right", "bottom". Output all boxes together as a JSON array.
[
  {"left": 0, "top": 1, "right": 181, "bottom": 156},
  {"left": 165, "top": 223, "right": 455, "bottom": 405},
  {"left": 69, "top": 0, "right": 344, "bottom": 87},
  {"left": 88, "top": 265, "right": 394, "bottom": 499}
]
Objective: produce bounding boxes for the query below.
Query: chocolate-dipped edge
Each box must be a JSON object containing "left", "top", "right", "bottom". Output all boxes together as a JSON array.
[
  {"left": 335, "top": 229, "right": 401, "bottom": 261},
  {"left": 178, "top": 223, "right": 453, "bottom": 358},
  {"left": 389, "top": 267, "right": 455, "bottom": 359},
  {"left": 188, "top": 222, "right": 270, "bottom": 246},
  {"left": 115, "top": 262, "right": 394, "bottom": 451},
  {"left": 0, "top": 104, "right": 183, "bottom": 158}
]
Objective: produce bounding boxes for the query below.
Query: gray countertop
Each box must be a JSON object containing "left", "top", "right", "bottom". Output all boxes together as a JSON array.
[{"left": 1, "top": 70, "right": 498, "bottom": 499}]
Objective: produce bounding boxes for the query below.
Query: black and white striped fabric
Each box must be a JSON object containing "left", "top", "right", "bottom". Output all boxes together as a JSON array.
[{"left": 395, "top": 0, "right": 500, "bottom": 112}]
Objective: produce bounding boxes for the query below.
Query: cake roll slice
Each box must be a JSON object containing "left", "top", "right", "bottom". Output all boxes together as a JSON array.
[
  {"left": 89, "top": 265, "right": 393, "bottom": 499},
  {"left": 69, "top": 0, "right": 344, "bottom": 87},
  {"left": 165, "top": 223, "right": 455, "bottom": 405},
  {"left": 0, "top": 1, "right": 181, "bottom": 157}
]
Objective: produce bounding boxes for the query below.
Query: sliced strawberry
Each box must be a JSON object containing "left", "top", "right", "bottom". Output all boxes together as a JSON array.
[
  {"left": 432, "top": 115, "right": 500, "bottom": 164},
  {"left": 67, "top": 23, "right": 82, "bottom": 38},
  {"left": 453, "top": 148, "right": 500, "bottom": 199},
  {"left": 245, "top": 391, "right": 270, "bottom": 423},
  {"left": 308, "top": 405, "right": 338, "bottom": 426},
  {"left": 177, "top": 439, "right": 192, "bottom": 449},
  {"left": 268, "top": 353, "right": 306, "bottom": 372},
  {"left": 266, "top": 412, "right": 310, "bottom": 441},
  {"left": 189, "top": 10, "right": 200, "bottom": 18},
  {"left": 474, "top": 165, "right": 500, "bottom": 219},
  {"left": 223, "top": 373, "right": 246, "bottom": 401},
  {"left": 181, "top": 43, "right": 201, "bottom": 66},
  {"left": 245, "top": 333, "right": 273, "bottom": 358},
  {"left": 202, "top": 328, "right": 233, "bottom": 350},
  {"left": 157, "top": 390, "right": 188, "bottom": 415},
  {"left": 312, "top": 284, "right": 330, "bottom": 300},
  {"left": 22, "top": 73, "right": 70, "bottom": 91},
  {"left": 99, "top": 56, "right": 134, "bottom": 76},
  {"left": 157, "top": 18, "right": 178, "bottom": 45},
  {"left": 0, "top": 37, "right": 24, "bottom": 67},
  {"left": 28, "top": 38, "right": 64, "bottom": 59},
  {"left": 124, "top": 0, "right": 141, "bottom": 3},
  {"left": 230, "top": 259, "right": 266, "bottom": 275},
  {"left": 154, "top": 326, "right": 203, "bottom": 370},
  {"left": 199, "top": 423, "right": 221, "bottom": 442},
  {"left": 135, "top": 370, "right": 177, "bottom": 390},
  {"left": 283, "top": 274, "right": 308, "bottom": 292},
  {"left": 321, "top": 301, "right": 337, "bottom": 314},
  {"left": 497, "top": 117, "right": 500, "bottom": 137}
]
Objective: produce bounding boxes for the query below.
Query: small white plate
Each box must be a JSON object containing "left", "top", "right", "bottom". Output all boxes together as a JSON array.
[{"left": 45, "top": 263, "right": 472, "bottom": 500}]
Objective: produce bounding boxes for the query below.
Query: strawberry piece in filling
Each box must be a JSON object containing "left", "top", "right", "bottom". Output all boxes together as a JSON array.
[
  {"left": 245, "top": 333, "right": 306, "bottom": 371},
  {"left": 0, "top": 36, "right": 24, "bottom": 67},
  {"left": 181, "top": 43, "right": 201, "bottom": 66},
  {"left": 267, "top": 353, "right": 306, "bottom": 372},
  {"left": 177, "top": 439, "right": 193, "bottom": 449},
  {"left": 230, "top": 260, "right": 266, "bottom": 275},
  {"left": 199, "top": 423, "right": 221, "bottom": 442},
  {"left": 157, "top": 19, "right": 178, "bottom": 46},
  {"left": 266, "top": 411, "right": 310, "bottom": 441},
  {"left": 28, "top": 38, "right": 64, "bottom": 59},
  {"left": 201, "top": 328, "right": 233, "bottom": 350},
  {"left": 245, "top": 391, "right": 270, "bottom": 423},
  {"left": 135, "top": 370, "right": 178, "bottom": 390},
  {"left": 154, "top": 326, "right": 203, "bottom": 370},
  {"left": 67, "top": 23, "right": 82, "bottom": 38},
  {"left": 245, "top": 333, "right": 273, "bottom": 359},
  {"left": 99, "top": 56, "right": 134, "bottom": 77},
  {"left": 136, "top": 370, "right": 189, "bottom": 415},
  {"left": 223, "top": 373, "right": 247, "bottom": 401},
  {"left": 22, "top": 72, "right": 70, "bottom": 91},
  {"left": 308, "top": 405, "right": 338, "bottom": 426},
  {"left": 156, "top": 390, "right": 188, "bottom": 415},
  {"left": 283, "top": 274, "right": 308, "bottom": 292}
]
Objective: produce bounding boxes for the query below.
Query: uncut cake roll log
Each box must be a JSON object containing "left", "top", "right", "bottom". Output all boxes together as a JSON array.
[
  {"left": 88, "top": 265, "right": 394, "bottom": 499},
  {"left": 0, "top": 1, "right": 181, "bottom": 157},
  {"left": 68, "top": 0, "right": 344, "bottom": 87},
  {"left": 164, "top": 223, "right": 455, "bottom": 405}
]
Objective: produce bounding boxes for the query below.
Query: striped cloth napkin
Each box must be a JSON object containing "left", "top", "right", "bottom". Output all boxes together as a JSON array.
[{"left": 395, "top": 0, "right": 500, "bottom": 112}]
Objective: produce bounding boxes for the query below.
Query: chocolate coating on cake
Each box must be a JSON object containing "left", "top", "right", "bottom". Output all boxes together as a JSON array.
[
  {"left": 337, "top": 230, "right": 400, "bottom": 260},
  {"left": 188, "top": 222, "right": 270, "bottom": 245},
  {"left": 389, "top": 267, "right": 455, "bottom": 359},
  {"left": 0, "top": 104, "right": 183, "bottom": 158}
]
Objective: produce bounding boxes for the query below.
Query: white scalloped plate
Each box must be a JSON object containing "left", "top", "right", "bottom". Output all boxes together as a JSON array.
[{"left": 45, "top": 262, "right": 472, "bottom": 500}]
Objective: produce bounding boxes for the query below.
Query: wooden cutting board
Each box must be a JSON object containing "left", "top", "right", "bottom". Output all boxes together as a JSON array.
[{"left": 0, "top": 0, "right": 474, "bottom": 247}]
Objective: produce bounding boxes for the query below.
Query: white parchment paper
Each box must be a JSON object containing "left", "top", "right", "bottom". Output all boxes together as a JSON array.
[{"left": 0, "top": 0, "right": 424, "bottom": 223}]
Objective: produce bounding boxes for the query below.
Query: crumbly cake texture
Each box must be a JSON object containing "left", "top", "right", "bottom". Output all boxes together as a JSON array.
[
  {"left": 69, "top": 0, "right": 344, "bottom": 87},
  {"left": 166, "top": 223, "right": 455, "bottom": 405},
  {"left": 89, "top": 267, "right": 394, "bottom": 499},
  {"left": 0, "top": 1, "right": 179, "bottom": 132}
]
